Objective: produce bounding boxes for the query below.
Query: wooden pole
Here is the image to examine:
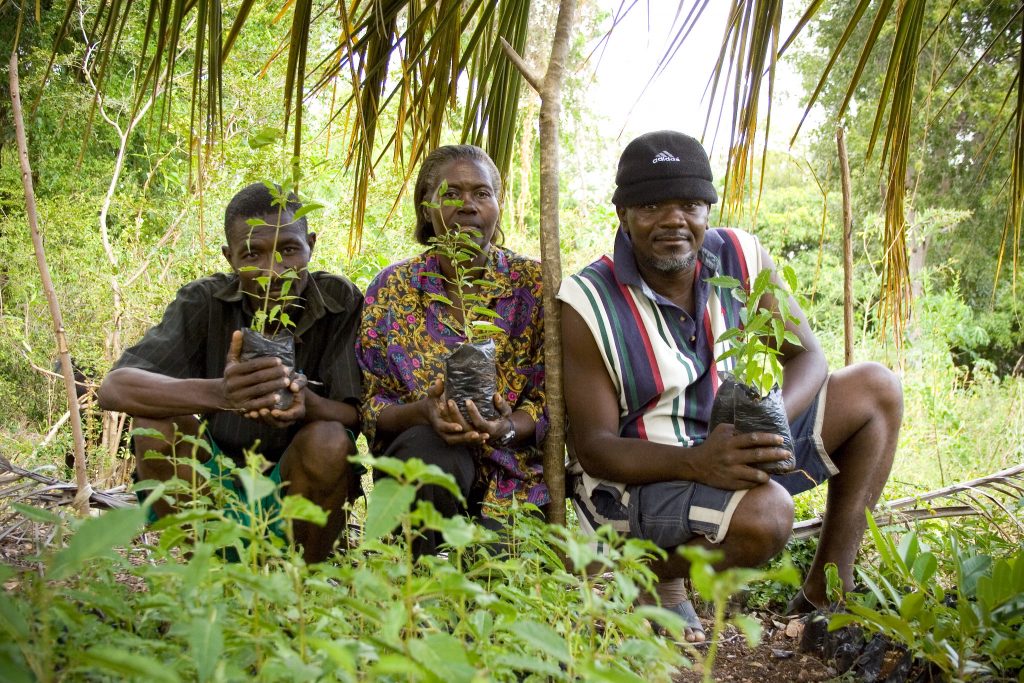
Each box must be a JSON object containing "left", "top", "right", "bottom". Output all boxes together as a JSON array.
[
  {"left": 499, "top": 0, "right": 576, "bottom": 526},
  {"left": 534, "top": 0, "right": 576, "bottom": 526},
  {"left": 837, "top": 128, "right": 855, "bottom": 367},
  {"left": 10, "top": 51, "right": 92, "bottom": 514}
]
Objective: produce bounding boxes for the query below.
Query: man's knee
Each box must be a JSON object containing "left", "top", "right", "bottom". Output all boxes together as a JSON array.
[
  {"left": 288, "top": 421, "right": 354, "bottom": 486},
  {"left": 726, "top": 481, "right": 794, "bottom": 563},
  {"left": 855, "top": 362, "right": 903, "bottom": 417}
]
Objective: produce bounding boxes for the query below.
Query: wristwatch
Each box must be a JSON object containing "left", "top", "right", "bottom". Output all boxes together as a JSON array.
[{"left": 492, "top": 417, "right": 516, "bottom": 448}]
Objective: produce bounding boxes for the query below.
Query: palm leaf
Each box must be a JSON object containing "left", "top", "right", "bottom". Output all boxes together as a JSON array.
[{"left": 793, "top": 463, "right": 1024, "bottom": 540}]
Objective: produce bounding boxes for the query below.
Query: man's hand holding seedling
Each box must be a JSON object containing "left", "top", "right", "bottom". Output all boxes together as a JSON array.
[{"left": 223, "top": 330, "right": 295, "bottom": 419}]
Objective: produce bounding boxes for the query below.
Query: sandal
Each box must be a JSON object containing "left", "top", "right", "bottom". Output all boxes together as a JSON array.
[{"left": 653, "top": 598, "right": 706, "bottom": 644}]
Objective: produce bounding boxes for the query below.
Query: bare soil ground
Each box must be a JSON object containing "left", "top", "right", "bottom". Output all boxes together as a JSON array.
[{"left": 672, "top": 612, "right": 839, "bottom": 683}]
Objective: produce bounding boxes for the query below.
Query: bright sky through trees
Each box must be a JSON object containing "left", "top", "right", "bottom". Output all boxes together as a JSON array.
[{"left": 584, "top": 2, "right": 812, "bottom": 155}]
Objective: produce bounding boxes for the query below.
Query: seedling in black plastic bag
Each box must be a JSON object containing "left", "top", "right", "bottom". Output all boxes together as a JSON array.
[{"left": 420, "top": 181, "right": 503, "bottom": 420}]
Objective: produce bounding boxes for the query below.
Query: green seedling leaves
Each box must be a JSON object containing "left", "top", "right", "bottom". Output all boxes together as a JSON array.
[
  {"left": 506, "top": 620, "right": 571, "bottom": 663},
  {"left": 80, "top": 646, "right": 181, "bottom": 683},
  {"left": 363, "top": 478, "right": 416, "bottom": 541},
  {"left": 291, "top": 201, "right": 324, "bottom": 221},
  {"left": 10, "top": 502, "right": 61, "bottom": 525},
  {"left": 281, "top": 495, "right": 328, "bottom": 526},
  {"left": 47, "top": 506, "right": 146, "bottom": 580}
]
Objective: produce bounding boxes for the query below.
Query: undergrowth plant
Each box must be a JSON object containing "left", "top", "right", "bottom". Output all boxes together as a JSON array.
[
  {"left": 1, "top": 450, "right": 704, "bottom": 681},
  {"left": 829, "top": 509, "right": 1024, "bottom": 681}
]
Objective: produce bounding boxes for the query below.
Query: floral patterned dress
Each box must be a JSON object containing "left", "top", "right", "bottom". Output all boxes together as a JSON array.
[{"left": 356, "top": 247, "right": 549, "bottom": 516}]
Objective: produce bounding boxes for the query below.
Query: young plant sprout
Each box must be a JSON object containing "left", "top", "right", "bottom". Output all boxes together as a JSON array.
[
  {"left": 708, "top": 264, "right": 803, "bottom": 474},
  {"left": 708, "top": 264, "right": 803, "bottom": 398},
  {"left": 420, "top": 180, "right": 503, "bottom": 420}
]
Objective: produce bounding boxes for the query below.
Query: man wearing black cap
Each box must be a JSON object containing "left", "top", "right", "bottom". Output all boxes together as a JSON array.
[{"left": 558, "top": 131, "right": 903, "bottom": 642}]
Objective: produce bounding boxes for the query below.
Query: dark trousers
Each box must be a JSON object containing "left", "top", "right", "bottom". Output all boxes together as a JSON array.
[{"left": 381, "top": 425, "right": 501, "bottom": 556}]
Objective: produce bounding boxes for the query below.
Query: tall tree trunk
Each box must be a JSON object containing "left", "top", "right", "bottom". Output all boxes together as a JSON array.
[
  {"left": 502, "top": 0, "right": 576, "bottom": 525},
  {"left": 536, "top": 0, "right": 576, "bottom": 526},
  {"left": 10, "top": 50, "right": 92, "bottom": 514}
]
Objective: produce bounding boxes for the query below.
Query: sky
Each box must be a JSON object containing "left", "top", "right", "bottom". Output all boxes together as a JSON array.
[{"left": 580, "top": 2, "right": 814, "bottom": 159}]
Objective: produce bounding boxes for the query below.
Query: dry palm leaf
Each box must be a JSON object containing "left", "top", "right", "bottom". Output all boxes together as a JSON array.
[{"left": 793, "top": 463, "right": 1024, "bottom": 540}]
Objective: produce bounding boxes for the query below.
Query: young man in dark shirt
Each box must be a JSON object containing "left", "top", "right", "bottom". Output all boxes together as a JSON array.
[{"left": 98, "top": 183, "right": 363, "bottom": 562}]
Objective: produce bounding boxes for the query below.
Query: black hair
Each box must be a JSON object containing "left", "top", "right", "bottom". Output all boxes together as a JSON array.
[
  {"left": 223, "top": 182, "right": 306, "bottom": 240},
  {"left": 413, "top": 144, "right": 504, "bottom": 246}
]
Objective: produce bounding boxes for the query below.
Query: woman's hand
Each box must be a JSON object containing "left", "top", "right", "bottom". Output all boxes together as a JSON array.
[
  {"left": 422, "top": 377, "right": 489, "bottom": 446},
  {"left": 464, "top": 393, "right": 514, "bottom": 444}
]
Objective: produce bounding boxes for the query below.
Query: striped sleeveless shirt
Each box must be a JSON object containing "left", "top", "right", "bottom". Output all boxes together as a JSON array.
[{"left": 558, "top": 226, "right": 763, "bottom": 499}]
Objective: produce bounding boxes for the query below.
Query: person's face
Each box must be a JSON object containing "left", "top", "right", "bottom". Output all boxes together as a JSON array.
[
  {"left": 616, "top": 199, "right": 709, "bottom": 277},
  {"left": 222, "top": 211, "right": 316, "bottom": 306},
  {"left": 425, "top": 158, "right": 500, "bottom": 253}
]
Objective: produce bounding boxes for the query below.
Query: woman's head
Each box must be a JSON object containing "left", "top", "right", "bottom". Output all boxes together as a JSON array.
[{"left": 413, "top": 145, "right": 504, "bottom": 246}]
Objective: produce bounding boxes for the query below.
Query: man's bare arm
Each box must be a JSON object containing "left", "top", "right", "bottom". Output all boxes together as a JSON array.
[
  {"left": 98, "top": 331, "right": 290, "bottom": 419},
  {"left": 562, "top": 303, "right": 789, "bottom": 490}
]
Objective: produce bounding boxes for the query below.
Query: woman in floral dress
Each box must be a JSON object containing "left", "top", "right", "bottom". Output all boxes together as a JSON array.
[{"left": 356, "top": 145, "right": 548, "bottom": 555}]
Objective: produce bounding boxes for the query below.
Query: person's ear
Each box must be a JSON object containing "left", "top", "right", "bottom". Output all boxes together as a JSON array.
[
  {"left": 615, "top": 205, "right": 629, "bottom": 234},
  {"left": 306, "top": 231, "right": 317, "bottom": 253},
  {"left": 222, "top": 244, "right": 233, "bottom": 269}
]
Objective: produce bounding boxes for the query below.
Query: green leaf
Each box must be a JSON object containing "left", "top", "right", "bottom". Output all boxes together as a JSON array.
[
  {"left": 79, "top": 646, "right": 181, "bottom": 683},
  {"left": 708, "top": 275, "right": 742, "bottom": 288},
  {"left": 187, "top": 609, "right": 224, "bottom": 683},
  {"left": 130, "top": 426, "right": 167, "bottom": 441},
  {"left": 408, "top": 633, "right": 475, "bottom": 683},
  {"left": 427, "top": 294, "right": 455, "bottom": 306},
  {"left": 899, "top": 591, "right": 925, "bottom": 621},
  {"left": 281, "top": 495, "right": 328, "bottom": 526},
  {"left": 782, "top": 265, "right": 798, "bottom": 292},
  {"left": 248, "top": 127, "right": 282, "bottom": 149},
  {"left": 732, "top": 613, "right": 762, "bottom": 646},
  {"left": 235, "top": 467, "right": 277, "bottom": 504},
  {"left": 363, "top": 478, "right": 416, "bottom": 541},
  {"left": 47, "top": 507, "right": 146, "bottom": 581},
  {"left": 506, "top": 620, "right": 570, "bottom": 663},
  {"left": 291, "top": 201, "right": 324, "bottom": 221}
]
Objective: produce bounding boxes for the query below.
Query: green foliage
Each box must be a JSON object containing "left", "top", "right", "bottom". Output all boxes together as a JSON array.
[
  {"left": 709, "top": 266, "right": 803, "bottom": 397},
  {"left": 830, "top": 510, "right": 1024, "bottom": 680},
  {"left": 0, "top": 455, "right": 726, "bottom": 681},
  {"left": 680, "top": 546, "right": 800, "bottom": 683}
]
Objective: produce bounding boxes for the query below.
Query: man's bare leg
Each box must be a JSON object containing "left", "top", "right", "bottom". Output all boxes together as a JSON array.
[
  {"left": 648, "top": 480, "right": 796, "bottom": 641},
  {"left": 279, "top": 421, "right": 357, "bottom": 563},
  {"left": 799, "top": 362, "right": 903, "bottom": 608}
]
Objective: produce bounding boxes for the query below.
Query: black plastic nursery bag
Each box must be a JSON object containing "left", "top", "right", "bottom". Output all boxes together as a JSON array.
[
  {"left": 709, "top": 373, "right": 796, "bottom": 474},
  {"left": 240, "top": 327, "right": 296, "bottom": 410},
  {"left": 445, "top": 339, "right": 499, "bottom": 422}
]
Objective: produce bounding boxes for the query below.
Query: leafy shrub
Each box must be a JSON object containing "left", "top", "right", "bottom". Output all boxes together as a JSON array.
[{"left": 829, "top": 509, "right": 1024, "bottom": 680}]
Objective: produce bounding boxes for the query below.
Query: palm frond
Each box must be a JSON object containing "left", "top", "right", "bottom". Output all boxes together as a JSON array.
[
  {"left": 793, "top": 463, "right": 1024, "bottom": 540},
  {"left": 52, "top": 0, "right": 532, "bottom": 249}
]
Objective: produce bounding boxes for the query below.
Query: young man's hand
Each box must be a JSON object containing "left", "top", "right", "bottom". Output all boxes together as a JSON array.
[
  {"left": 222, "top": 330, "right": 292, "bottom": 414},
  {"left": 254, "top": 373, "right": 307, "bottom": 428}
]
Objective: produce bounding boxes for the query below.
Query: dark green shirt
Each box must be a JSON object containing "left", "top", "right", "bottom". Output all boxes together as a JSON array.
[{"left": 114, "top": 272, "right": 362, "bottom": 463}]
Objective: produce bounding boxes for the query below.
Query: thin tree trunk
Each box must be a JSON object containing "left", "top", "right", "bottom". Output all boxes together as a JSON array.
[
  {"left": 500, "top": 0, "right": 576, "bottom": 526},
  {"left": 10, "top": 51, "right": 92, "bottom": 514},
  {"left": 837, "top": 128, "right": 854, "bottom": 367}
]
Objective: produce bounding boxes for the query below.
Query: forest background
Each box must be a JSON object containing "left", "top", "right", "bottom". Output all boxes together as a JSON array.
[{"left": 0, "top": 0, "right": 1023, "bottom": 681}]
